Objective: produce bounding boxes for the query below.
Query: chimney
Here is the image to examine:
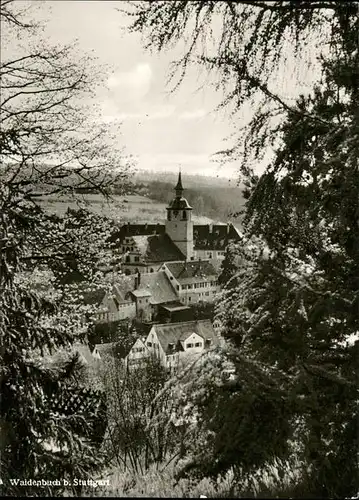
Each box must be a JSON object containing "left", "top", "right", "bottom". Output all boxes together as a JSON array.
[{"left": 138, "top": 270, "right": 141, "bottom": 287}]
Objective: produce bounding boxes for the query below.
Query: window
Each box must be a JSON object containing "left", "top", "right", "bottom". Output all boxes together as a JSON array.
[
  {"left": 147, "top": 342, "right": 152, "bottom": 347},
  {"left": 134, "top": 256, "right": 139, "bottom": 262},
  {"left": 125, "top": 256, "right": 130, "bottom": 263},
  {"left": 205, "top": 339, "right": 212, "bottom": 347},
  {"left": 195, "top": 342, "right": 202, "bottom": 347},
  {"left": 182, "top": 210, "right": 187, "bottom": 220},
  {"left": 188, "top": 297, "right": 191, "bottom": 302},
  {"left": 186, "top": 343, "right": 193, "bottom": 349}
]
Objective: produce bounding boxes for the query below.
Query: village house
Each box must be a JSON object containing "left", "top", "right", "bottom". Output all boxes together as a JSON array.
[
  {"left": 126, "top": 270, "right": 190, "bottom": 322},
  {"left": 138, "top": 319, "right": 219, "bottom": 372},
  {"left": 92, "top": 337, "right": 150, "bottom": 371},
  {"left": 160, "top": 260, "right": 219, "bottom": 305},
  {"left": 83, "top": 281, "right": 136, "bottom": 324}
]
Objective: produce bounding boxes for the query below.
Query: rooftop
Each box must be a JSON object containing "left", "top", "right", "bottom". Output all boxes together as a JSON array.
[
  {"left": 94, "top": 341, "right": 132, "bottom": 360},
  {"left": 131, "top": 289, "right": 152, "bottom": 298},
  {"left": 138, "top": 233, "right": 186, "bottom": 263},
  {"left": 108, "top": 224, "right": 165, "bottom": 245},
  {"left": 165, "top": 260, "right": 217, "bottom": 282},
  {"left": 153, "top": 319, "right": 218, "bottom": 354},
  {"left": 193, "top": 223, "right": 242, "bottom": 250},
  {"left": 160, "top": 302, "right": 190, "bottom": 312},
  {"left": 109, "top": 223, "right": 242, "bottom": 252},
  {"left": 137, "top": 271, "right": 178, "bottom": 304}
]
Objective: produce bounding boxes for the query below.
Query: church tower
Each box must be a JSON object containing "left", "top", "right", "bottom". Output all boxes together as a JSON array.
[{"left": 165, "top": 171, "right": 194, "bottom": 260}]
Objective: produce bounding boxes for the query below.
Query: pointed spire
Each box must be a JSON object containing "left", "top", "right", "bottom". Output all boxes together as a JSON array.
[{"left": 175, "top": 168, "right": 183, "bottom": 198}]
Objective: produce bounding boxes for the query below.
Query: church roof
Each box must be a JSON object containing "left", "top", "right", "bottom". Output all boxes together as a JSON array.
[
  {"left": 165, "top": 260, "right": 217, "bottom": 283},
  {"left": 193, "top": 223, "right": 241, "bottom": 250},
  {"left": 109, "top": 223, "right": 241, "bottom": 252},
  {"left": 175, "top": 170, "right": 184, "bottom": 192},
  {"left": 108, "top": 223, "right": 165, "bottom": 244},
  {"left": 136, "top": 233, "right": 186, "bottom": 263}
]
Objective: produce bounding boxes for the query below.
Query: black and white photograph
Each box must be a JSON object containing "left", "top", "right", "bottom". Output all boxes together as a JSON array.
[{"left": 1, "top": 0, "right": 358, "bottom": 497}]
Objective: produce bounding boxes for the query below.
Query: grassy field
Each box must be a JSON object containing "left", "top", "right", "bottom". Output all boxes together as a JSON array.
[{"left": 38, "top": 193, "right": 219, "bottom": 226}]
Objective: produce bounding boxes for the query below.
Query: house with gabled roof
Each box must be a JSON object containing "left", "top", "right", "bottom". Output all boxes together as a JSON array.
[
  {"left": 143, "top": 319, "right": 219, "bottom": 371},
  {"left": 83, "top": 282, "right": 136, "bottom": 324},
  {"left": 125, "top": 338, "right": 150, "bottom": 369},
  {"left": 92, "top": 338, "right": 150, "bottom": 373},
  {"left": 126, "top": 270, "right": 190, "bottom": 322}
]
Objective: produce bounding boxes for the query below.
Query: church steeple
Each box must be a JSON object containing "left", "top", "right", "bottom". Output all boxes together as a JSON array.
[
  {"left": 175, "top": 170, "right": 184, "bottom": 198},
  {"left": 165, "top": 171, "right": 193, "bottom": 260}
]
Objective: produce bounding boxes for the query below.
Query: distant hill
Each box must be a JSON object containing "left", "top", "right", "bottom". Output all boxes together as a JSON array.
[
  {"left": 131, "top": 171, "right": 245, "bottom": 225},
  {"left": 134, "top": 170, "right": 241, "bottom": 189},
  {"left": 25, "top": 164, "right": 244, "bottom": 227}
]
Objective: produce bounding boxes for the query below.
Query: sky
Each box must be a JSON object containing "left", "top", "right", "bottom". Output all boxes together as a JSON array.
[{"left": 7, "top": 1, "right": 322, "bottom": 180}]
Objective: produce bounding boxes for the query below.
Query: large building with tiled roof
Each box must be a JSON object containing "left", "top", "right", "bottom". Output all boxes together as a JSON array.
[
  {"left": 110, "top": 172, "right": 242, "bottom": 275},
  {"left": 161, "top": 260, "right": 219, "bottom": 305}
]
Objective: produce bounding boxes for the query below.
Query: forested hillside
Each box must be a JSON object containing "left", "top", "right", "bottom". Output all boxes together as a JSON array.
[{"left": 142, "top": 179, "right": 245, "bottom": 223}]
